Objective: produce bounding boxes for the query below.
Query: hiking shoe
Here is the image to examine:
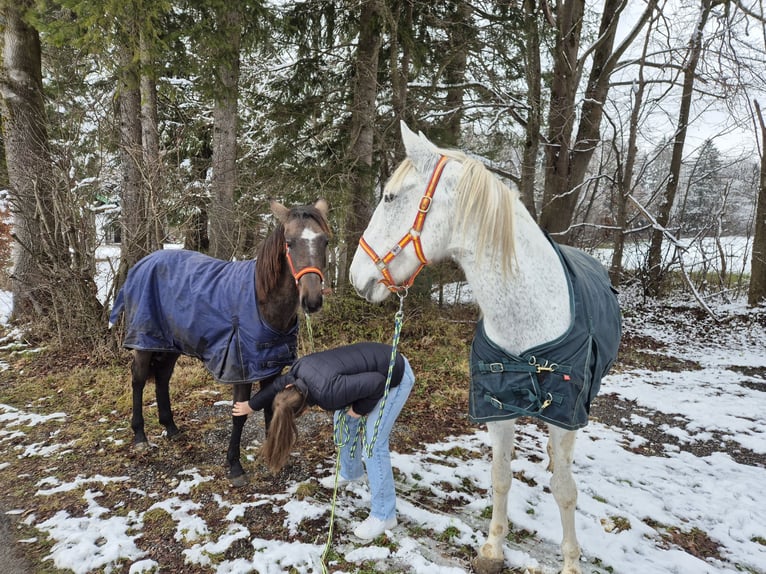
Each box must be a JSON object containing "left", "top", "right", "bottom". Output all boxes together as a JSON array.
[
  {"left": 353, "top": 516, "right": 397, "bottom": 540},
  {"left": 319, "top": 473, "right": 365, "bottom": 490}
]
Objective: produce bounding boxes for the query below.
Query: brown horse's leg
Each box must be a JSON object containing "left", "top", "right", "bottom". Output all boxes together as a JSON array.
[
  {"left": 227, "top": 382, "right": 253, "bottom": 487},
  {"left": 130, "top": 351, "right": 152, "bottom": 448},
  {"left": 153, "top": 352, "right": 181, "bottom": 440}
]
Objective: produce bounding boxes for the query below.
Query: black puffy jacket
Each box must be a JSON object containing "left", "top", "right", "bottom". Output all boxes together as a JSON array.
[{"left": 248, "top": 342, "right": 406, "bottom": 416}]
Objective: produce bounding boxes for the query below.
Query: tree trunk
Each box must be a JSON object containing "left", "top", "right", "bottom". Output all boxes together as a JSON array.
[
  {"left": 519, "top": 0, "right": 542, "bottom": 219},
  {"left": 339, "top": 0, "right": 383, "bottom": 291},
  {"left": 442, "top": 0, "right": 471, "bottom": 147},
  {"left": 115, "top": 33, "right": 150, "bottom": 289},
  {"left": 208, "top": 6, "right": 241, "bottom": 261},
  {"left": 540, "top": 0, "right": 655, "bottom": 241},
  {"left": 0, "top": 1, "right": 57, "bottom": 321},
  {"left": 387, "top": 0, "right": 412, "bottom": 159},
  {"left": 610, "top": 11, "right": 655, "bottom": 287},
  {"left": 646, "top": 0, "right": 713, "bottom": 296},
  {"left": 749, "top": 101, "right": 766, "bottom": 306},
  {"left": 539, "top": 0, "right": 584, "bottom": 238},
  {"left": 140, "top": 29, "right": 164, "bottom": 250},
  {"left": 1, "top": 1, "right": 103, "bottom": 343}
]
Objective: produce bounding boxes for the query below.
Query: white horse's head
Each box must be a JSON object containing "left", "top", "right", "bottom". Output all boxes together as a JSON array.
[{"left": 350, "top": 121, "right": 516, "bottom": 303}]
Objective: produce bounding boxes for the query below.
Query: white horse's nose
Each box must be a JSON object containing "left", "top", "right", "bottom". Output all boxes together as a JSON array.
[{"left": 353, "top": 277, "right": 377, "bottom": 301}]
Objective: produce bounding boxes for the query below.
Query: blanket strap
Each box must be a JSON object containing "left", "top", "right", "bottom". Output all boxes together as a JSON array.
[
  {"left": 484, "top": 391, "right": 554, "bottom": 417},
  {"left": 476, "top": 358, "right": 573, "bottom": 375}
]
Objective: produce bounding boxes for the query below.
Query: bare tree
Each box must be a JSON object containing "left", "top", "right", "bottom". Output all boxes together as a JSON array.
[
  {"left": 518, "top": 0, "right": 543, "bottom": 219},
  {"left": 749, "top": 100, "right": 766, "bottom": 306},
  {"left": 607, "top": 7, "right": 660, "bottom": 287},
  {"left": 539, "top": 0, "right": 657, "bottom": 241},
  {"left": 646, "top": 0, "right": 719, "bottom": 296}
]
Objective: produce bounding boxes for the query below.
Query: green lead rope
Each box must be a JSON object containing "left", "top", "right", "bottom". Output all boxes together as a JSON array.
[
  {"left": 302, "top": 311, "right": 315, "bottom": 354},
  {"left": 358, "top": 295, "right": 405, "bottom": 459},
  {"left": 320, "top": 291, "right": 407, "bottom": 572}
]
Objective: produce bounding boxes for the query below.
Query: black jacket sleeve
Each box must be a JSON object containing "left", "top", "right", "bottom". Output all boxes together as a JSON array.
[{"left": 247, "top": 374, "right": 293, "bottom": 411}]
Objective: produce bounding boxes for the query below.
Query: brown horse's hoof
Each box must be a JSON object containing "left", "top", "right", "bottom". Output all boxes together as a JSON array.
[
  {"left": 472, "top": 556, "right": 504, "bottom": 574},
  {"left": 229, "top": 474, "right": 248, "bottom": 488},
  {"left": 166, "top": 429, "right": 183, "bottom": 441}
]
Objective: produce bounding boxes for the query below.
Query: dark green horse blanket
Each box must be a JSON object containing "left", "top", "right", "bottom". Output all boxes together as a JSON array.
[
  {"left": 469, "top": 241, "right": 621, "bottom": 430},
  {"left": 110, "top": 249, "right": 297, "bottom": 384}
]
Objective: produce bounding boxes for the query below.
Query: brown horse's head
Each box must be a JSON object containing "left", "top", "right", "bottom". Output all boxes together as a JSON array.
[{"left": 258, "top": 199, "right": 331, "bottom": 315}]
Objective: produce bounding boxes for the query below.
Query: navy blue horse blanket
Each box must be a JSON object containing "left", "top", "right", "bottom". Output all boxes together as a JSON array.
[
  {"left": 110, "top": 250, "right": 298, "bottom": 384},
  {"left": 469, "top": 240, "right": 621, "bottom": 430}
]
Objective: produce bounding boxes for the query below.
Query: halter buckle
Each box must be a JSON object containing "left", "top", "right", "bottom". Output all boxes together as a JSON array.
[{"left": 418, "top": 196, "right": 432, "bottom": 213}]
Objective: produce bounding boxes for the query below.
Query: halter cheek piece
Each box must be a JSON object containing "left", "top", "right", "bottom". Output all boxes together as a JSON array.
[
  {"left": 359, "top": 155, "right": 449, "bottom": 292},
  {"left": 285, "top": 244, "right": 325, "bottom": 286}
]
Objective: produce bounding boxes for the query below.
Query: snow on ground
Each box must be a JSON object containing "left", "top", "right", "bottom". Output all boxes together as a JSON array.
[{"left": 0, "top": 290, "right": 764, "bottom": 573}]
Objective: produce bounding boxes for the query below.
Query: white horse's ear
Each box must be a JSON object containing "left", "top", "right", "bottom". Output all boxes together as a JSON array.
[
  {"left": 401, "top": 120, "right": 438, "bottom": 173},
  {"left": 313, "top": 198, "right": 329, "bottom": 219},
  {"left": 270, "top": 199, "right": 290, "bottom": 223}
]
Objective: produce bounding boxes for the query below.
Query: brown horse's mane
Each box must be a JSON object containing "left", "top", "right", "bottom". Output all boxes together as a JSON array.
[{"left": 255, "top": 205, "right": 331, "bottom": 299}]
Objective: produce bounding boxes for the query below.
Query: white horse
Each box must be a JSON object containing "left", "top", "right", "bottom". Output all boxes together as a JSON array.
[{"left": 349, "top": 122, "right": 621, "bottom": 574}]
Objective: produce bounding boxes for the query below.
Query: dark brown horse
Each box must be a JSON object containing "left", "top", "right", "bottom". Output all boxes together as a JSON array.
[{"left": 110, "top": 199, "right": 331, "bottom": 485}]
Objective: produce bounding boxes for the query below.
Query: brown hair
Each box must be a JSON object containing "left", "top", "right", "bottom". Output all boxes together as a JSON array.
[{"left": 260, "top": 386, "right": 308, "bottom": 473}]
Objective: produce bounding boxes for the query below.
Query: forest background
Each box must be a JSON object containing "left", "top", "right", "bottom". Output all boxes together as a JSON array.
[{"left": 1, "top": 0, "right": 766, "bottom": 351}]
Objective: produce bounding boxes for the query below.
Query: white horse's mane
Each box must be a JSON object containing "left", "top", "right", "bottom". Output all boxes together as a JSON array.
[{"left": 385, "top": 148, "right": 517, "bottom": 275}]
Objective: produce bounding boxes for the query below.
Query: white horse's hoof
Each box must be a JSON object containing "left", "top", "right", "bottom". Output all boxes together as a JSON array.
[{"left": 472, "top": 556, "right": 504, "bottom": 574}]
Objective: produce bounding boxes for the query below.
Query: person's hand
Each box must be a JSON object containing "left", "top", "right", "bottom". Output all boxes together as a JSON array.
[
  {"left": 346, "top": 406, "right": 362, "bottom": 419},
  {"left": 233, "top": 401, "right": 254, "bottom": 417}
]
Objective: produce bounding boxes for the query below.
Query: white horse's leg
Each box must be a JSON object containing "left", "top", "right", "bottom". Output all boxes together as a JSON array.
[
  {"left": 548, "top": 424, "right": 581, "bottom": 574},
  {"left": 474, "top": 419, "right": 515, "bottom": 574}
]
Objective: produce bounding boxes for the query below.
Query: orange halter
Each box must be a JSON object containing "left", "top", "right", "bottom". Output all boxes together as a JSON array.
[
  {"left": 358, "top": 155, "right": 449, "bottom": 292},
  {"left": 285, "top": 245, "right": 324, "bottom": 285}
]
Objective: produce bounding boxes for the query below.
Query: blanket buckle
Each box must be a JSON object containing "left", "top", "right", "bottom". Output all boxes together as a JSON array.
[
  {"left": 487, "top": 395, "right": 503, "bottom": 410},
  {"left": 528, "top": 356, "right": 557, "bottom": 373}
]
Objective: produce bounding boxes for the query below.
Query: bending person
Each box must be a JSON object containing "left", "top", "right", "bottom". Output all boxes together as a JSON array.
[{"left": 233, "top": 341, "right": 415, "bottom": 540}]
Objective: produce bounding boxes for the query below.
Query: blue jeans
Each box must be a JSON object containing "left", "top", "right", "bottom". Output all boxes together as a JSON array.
[{"left": 333, "top": 357, "right": 415, "bottom": 521}]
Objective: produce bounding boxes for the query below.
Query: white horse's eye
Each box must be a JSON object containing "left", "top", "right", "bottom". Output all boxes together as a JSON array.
[{"left": 383, "top": 193, "right": 395, "bottom": 203}]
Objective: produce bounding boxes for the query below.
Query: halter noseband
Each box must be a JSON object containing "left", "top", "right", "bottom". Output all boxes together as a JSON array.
[
  {"left": 285, "top": 244, "right": 324, "bottom": 286},
  {"left": 358, "top": 155, "right": 448, "bottom": 292}
]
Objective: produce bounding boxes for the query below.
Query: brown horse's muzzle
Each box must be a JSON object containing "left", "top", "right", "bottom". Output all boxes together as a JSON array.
[{"left": 297, "top": 272, "right": 324, "bottom": 313}]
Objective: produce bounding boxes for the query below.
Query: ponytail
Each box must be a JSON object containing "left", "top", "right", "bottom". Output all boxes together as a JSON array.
[{"left": 260, "top": 387, "right": 307, "bottom": 473}]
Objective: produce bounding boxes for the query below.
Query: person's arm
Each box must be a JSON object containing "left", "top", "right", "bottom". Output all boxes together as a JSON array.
[{"left": 231, "top": 381, "right": 280, "bottom": 416}]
